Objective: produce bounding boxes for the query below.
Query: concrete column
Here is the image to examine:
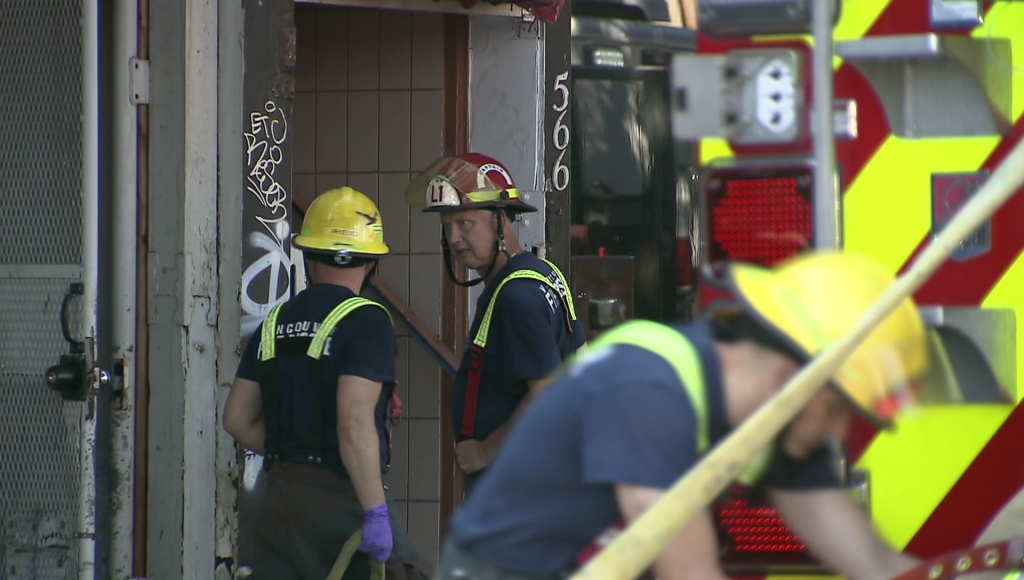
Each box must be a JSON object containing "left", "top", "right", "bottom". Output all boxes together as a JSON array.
[
  {"left": 146, "top": 0, "right": 220, "bottom": 577},
  {"left": 216, "top": 0, "right": 245, "bottom": 576}
]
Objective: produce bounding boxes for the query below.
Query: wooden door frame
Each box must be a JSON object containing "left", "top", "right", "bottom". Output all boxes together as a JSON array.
[{"left": 439, "top": 13, "right": 470, "bottom": 543}]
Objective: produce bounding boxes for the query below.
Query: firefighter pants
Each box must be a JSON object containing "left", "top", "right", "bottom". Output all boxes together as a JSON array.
[
  {"left": 240, "top": 462, "right": 434, "bottom": 580},
  {"left": 434, "top": 537, "right": 560, "bottom": 580}
]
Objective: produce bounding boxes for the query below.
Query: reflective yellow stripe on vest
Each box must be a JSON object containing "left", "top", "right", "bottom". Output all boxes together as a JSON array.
[
  {"left": 586, "top": 320, "right": 774, "bottom": 485},
  {"left": 473, "top": 259, "right": 577, "bottom": 348},
  {"left": 258, "top": 297, "right": 393, "bottom": 362},
  {"left": 588, "top": 320, "right": 710, "bottom": 454},
  {"left": 259, "top": 303, "right": 286, "bottom": 361}
]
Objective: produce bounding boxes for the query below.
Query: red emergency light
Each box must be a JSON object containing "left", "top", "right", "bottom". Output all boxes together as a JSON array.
[
  {"left": 699, "top": 157, "right": 826, "bottom": 575},
  {"left": 701, "top": 156, "right": 815, "bottom": 279},
  {"left": 715, "top": 496, "right": 824, "bottom": 573}
]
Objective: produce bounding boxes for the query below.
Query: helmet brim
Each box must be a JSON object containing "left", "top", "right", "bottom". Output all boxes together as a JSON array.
[
  {"left": 420, "top": 199, "right": 539, "bottom": 213},
  {"left": 722, "top": 261, "right": 897, "bottom": 429},
  {"left": 293, "top": 235, "right": 390, "bottom": 259}
]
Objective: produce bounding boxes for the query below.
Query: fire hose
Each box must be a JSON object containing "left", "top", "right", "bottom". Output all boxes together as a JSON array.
[
  {"left": 567, "top": 134, "right": 1024, "bottom": 579},
  {"left": 325, "top": 528, "right": 385, "bottom": 580}
]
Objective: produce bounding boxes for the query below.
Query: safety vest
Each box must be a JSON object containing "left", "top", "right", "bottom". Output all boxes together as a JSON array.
[
  {"left": 257, "top": 296, "right": 402, "bottom": 470},
  {"left": 460, "top": 259, "right": 578, "bottom": 439},
  {"left": 572, "top": 319, "right": 774, "bottom": 566}
]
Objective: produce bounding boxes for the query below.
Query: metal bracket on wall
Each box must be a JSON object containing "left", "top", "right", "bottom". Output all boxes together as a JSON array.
[
  {"left": 836, "top": 34, "right": 1011, "bottom": 138},
  {"left": 515, "top": 8, "right": 541, "bottom": 40},
  {"left": 930, "top": 0, "right": 983, "bottom": 29},
  {"left": 918, "top": 306, "right": 1017, "bottom": 403},
  {"left": 670, "top": 48, "right": 806, "bottom": 145},
  {"left": 129, "top": 57, "right": 149, "bottom": 105},
  {"left": 809, "top": 99, "right": 858, "bottom": 141}
]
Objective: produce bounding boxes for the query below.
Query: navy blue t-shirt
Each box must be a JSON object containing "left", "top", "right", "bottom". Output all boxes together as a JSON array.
[
  {"left": 449, "top": 321, "right": 842, "bottom": 576},
  {"left": 236, "top": 283, "right": 398, "bottom": 477},
  {"left": 452, "top": 253, "right": 586, "bottom": 442}
]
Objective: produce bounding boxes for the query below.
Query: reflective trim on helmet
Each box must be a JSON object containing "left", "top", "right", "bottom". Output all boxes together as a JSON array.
[{"left": 465, "top": 188, "right": 521, "bottom": 203}]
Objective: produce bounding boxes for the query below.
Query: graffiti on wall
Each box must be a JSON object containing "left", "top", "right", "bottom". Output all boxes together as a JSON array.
[{"left": 241, "top": 100, "right": 292, "bottom": 337}]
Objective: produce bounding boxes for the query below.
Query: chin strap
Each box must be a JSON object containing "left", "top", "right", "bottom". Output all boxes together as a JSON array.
[
  {"left": 441, "top": 210, "right": 509, "bottom": 287},
  {"left": 359, "top": 262, "right": 379, "bottom": 294}
]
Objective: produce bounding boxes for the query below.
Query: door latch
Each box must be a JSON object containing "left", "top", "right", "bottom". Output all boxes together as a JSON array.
[{"left": 44, "top": 283, "right": 89, "bottom": 401}]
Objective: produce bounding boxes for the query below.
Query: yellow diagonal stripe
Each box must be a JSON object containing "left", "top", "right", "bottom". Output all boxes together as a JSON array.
[
  {"left": 856, "top": 406, "right": 1011, "bottom": 550},
  {"left": 699, "top": 138, "right": 734, "bottom": 165},
  {"left": 834, "top": 0, "right": 892, "bottom": 42},
  {"left": 751, "top": 0, "right": 891, "bottom": 69},
  {"left": 842, "top": 136, "right": 1001, "bottom": 275}
]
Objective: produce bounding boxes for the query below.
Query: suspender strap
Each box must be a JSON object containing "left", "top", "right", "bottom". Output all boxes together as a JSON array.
[
  {"left": 257, "top": 297, "right": 397, "bottom": 465},
  {"left": 460, "top": 261, "right": 577, "bottom": 439},
  {"left": 460, "top": 345, "right": 486, "bottom": 438},
  {"left": 308, "top": 297, "right": 393, "bottom": 360},
  {"left": 472, "top": 262, "right": 576, "bottom": 349}
]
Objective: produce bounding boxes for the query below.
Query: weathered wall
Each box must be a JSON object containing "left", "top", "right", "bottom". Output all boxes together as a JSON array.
[
  {"left": 467, "top": 14, "right": 546, "bottom": 312},
  {"left": 216, "top": 0, "right": 245, "bottom": 576},
  {"left": 147, "top": 0, "right": 220, "bottom": 577}
]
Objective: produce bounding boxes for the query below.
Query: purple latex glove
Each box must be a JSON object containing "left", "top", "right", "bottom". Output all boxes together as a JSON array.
[{"left": 358, "top": 504, "right": 393, "bottom": 562}]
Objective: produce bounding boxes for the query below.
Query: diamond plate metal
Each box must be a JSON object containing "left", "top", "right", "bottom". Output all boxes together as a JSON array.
[
  {"left": 0, "top": 0, "right": 84, "bottom": 265},
  {"left": 0, "top": 279, "right": 83, "bottom": 578},
  {"left": 0, "top": 1, "right": 85, "bottom": 577}
]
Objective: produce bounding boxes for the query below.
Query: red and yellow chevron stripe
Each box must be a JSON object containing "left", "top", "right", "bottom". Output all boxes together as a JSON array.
[{"left": 697, "top": 1, "right": 1024, "bottom": 577}]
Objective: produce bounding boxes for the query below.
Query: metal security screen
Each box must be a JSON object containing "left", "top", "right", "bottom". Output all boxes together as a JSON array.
[{"left": 0, "top": 1, "right": 86, "bottom": 578}]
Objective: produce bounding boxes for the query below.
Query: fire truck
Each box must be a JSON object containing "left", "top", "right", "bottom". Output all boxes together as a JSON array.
[{"left": 567, "top": 0, "right": 1024, "bottom": 577}]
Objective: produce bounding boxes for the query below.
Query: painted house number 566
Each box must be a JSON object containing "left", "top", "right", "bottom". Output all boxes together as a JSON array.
[{"left": 552, "top": 71, "right": 570, "bottom": 192}]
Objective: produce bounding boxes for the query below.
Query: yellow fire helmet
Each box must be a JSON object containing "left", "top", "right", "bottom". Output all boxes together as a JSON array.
[
  {"left": 292, "top": 186, "right": 389, "bottom": 263},
  {"left": 721, "top": 250, "right": 930, "bottom": 426}
]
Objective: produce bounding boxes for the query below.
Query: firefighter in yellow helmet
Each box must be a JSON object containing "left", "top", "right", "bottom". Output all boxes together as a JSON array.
[
  {"left": 435, "top": 251, "right": 930, "bottom": 580},
  {"left": 224, "top": 187, "right": 432, "bottom": 580},
  {"left": 405, "top": 153, "right": 588, "bottom": 496}
]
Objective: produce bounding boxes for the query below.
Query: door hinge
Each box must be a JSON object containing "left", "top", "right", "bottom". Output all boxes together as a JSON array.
[{"left": 130, "top": 57, "right": 150, "bottom": 105}]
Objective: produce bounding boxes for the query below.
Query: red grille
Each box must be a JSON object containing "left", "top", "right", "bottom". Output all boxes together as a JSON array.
[
  {"left": 709, "top": 176, "right": 812, "bottom": 266},
  {"left": 718, "top": 498, "right": 808, "bottom": 554}
]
